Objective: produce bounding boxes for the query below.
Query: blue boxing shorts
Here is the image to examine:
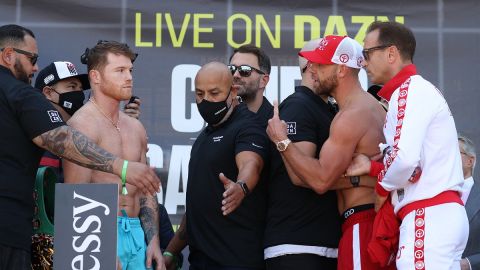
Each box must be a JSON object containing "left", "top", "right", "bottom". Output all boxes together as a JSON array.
[{"left": 117, "top": 210, "right": 150, "bottom": 270}]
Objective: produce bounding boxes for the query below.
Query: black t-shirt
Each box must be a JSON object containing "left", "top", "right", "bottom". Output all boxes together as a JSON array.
[
  {"left": 0, "top": 66, "right": 65, "bottom": 250},
  {"left": 255, "top": 96, "right": 273, "bottom": 126},
  {"left": 265, "top": 86, "right": 342, "bottom": 249},
  {"left": 186, "top": 103, "right": 268, "bottom": 268}
]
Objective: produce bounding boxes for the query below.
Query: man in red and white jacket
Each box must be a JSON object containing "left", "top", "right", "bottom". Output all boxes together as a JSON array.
[{"left": 347, "top": 21, "right": 469, "bottom": 270}]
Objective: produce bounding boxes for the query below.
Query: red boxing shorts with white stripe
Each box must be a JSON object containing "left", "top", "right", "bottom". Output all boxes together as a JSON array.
[{"left": 339, "top": 205, "right": 395, "bottom": 270}]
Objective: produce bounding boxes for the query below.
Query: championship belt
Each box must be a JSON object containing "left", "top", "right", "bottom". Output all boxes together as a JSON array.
[{"left": 31, "top": 166, "right": 56, "bottom": 270}]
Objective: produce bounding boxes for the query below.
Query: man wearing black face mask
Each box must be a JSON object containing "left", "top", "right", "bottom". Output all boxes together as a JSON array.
[
  {"left": 163, "top": 62, "right": 269, "bottom": 270},
  {"left": 35, "top": 61, "right": 89, "bottom": 120},
  {"left": 34, "top": 61, "right": 89, "bottom": 183}
]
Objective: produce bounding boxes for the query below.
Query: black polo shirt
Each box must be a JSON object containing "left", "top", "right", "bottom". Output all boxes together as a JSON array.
[
  {"left": 0, "top": 66, "right": 65, "bottom": 250},
  {"left": 255, "top": 96, "right": 273, "bottom": 126},
  {"left": 265, "top": 86, "right": 342, "bottom": 249},
  {"left": 186, "top": 103, "right": 268, "bottom": 268}
]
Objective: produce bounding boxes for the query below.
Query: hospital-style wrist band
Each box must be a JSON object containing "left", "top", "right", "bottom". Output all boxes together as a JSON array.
[
  {"left": 163, "top": 251, "right": 174, "bottom": 258},
  {"left": 121, "top": 160, "right": 129, "bottom": 195}
]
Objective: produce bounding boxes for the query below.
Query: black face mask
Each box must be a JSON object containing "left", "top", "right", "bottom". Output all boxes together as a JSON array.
[
  {"left": 53, "top": 90, "right": 85, "bottom": 116},
  {"left": 197, "top": 89, "right": 232, "bottom": 125}
]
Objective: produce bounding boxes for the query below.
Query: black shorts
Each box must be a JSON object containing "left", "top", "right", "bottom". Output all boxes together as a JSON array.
[{"left": 266, "top": 253, "right": 337, "bottom": 270}]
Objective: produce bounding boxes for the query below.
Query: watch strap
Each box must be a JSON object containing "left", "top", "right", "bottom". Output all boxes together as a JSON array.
[
  {"left": 237, "top": 181, "right": 249, "bottom": 196},
  {"left": 350, "top": 176, "right": 360, "bottom": 187}
]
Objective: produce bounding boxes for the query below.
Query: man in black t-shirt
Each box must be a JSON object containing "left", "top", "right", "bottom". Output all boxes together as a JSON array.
[
  {"left": 0, "top": 24, "right": 160, "bottom": 270},
  {"left": 263, "top": 38, "right": 341, "bottom": 270},
  {"left": 164, "top": 62, "right": 268, "bottom": 270}
]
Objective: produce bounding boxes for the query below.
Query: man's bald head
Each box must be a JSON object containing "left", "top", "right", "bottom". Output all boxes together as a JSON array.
[
  {"left": 195, "top": 61, "right": 233, "bottom": 89},
  {"left": 194, "top": 61, "right": 237, "bottom": 104}
]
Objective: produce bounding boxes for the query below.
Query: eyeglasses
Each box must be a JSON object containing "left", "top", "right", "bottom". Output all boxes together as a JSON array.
[
  {"left": 362, "top": 44, "right": 392, "bottom": 61},
  {"left": 0, "top": 47, "right": 38, "bottom": 65},
  {"left": 228, "top": 65, "right": 265, "bottom": 77},
  {"left": 301, "top": 65, "right": 308, "bottom": 74}
]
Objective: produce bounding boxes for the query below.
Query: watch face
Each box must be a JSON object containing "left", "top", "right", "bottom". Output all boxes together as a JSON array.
[{"left": 277, "top": 142, "right": 286, "bottom": 151}]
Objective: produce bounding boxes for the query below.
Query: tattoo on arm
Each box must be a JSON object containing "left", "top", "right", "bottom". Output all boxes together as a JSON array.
[
  {"left": 139, "top": 196, "right": 160, "bottom": 243},
  {"left": 39, "top": 126, "right": 116, "bottom": 173}
]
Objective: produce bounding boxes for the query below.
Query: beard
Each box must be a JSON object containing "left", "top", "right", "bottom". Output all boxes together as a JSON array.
[
  {"left": 99, "top": 74, "right": 132, "bottom": 101},
  {"left": 313, "top": 71, "right": 338, "bottom": 96},
  {"left": 14, "top": 59, "right": 31, "bottom": 84},
  {"left": 234, "top": 77, "right": 260, "bottom": 102}
]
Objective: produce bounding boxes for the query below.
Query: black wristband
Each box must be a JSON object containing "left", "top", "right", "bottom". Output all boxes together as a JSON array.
[
  {"left": 350, "top": 176, "right": 360, "bottom": 187},
  {"left": 237, "top": 181, "right": 250, "bottom": 196}
]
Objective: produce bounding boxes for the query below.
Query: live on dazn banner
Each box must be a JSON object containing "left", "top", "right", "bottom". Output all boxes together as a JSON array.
[{"left": 1, "top": 0, "right": 479, "bottom": 224}]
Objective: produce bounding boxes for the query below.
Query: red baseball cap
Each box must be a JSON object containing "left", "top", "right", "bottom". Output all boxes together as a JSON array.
[{"left": 298, "top": 35, "right": 364, "bottom": 69}]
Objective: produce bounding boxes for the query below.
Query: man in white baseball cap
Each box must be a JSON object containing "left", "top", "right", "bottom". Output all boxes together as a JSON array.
[{"left": 35, "top": 61, "right": 89, "bottom": 120}]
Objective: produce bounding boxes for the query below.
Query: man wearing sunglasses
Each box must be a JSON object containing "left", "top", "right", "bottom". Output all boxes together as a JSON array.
[
  {"left": 229, "top": 44, "right": 273, "bottom": 123},
  {"left": 267, "top": 35, "right": 389, "bottom": 270},
  {"left": 346, "top": 21, "right": 468, "bottom": 270},
  {"left": 0, "top": 46, "right": 38, "bottom": 85},
  {"left": 0, "top": 24, "right": 161, "bottom": 270}
]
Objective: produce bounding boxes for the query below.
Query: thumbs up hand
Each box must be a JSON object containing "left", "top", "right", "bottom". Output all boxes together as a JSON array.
[
  {"left": 218, "top": 173, "right": 245, "bottom": 216},
  {"left": 267, "top": 100, "right": 288, "bottom": 143}
]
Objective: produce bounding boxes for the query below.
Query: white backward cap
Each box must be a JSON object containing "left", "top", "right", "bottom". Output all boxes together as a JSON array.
[{"left": 34, "top": 61, "right": 90, "bottom": 90}]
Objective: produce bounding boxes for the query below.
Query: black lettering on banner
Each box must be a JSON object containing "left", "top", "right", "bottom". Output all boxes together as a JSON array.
[{"left": 54, "top": 184, "right": 117, "bottom": 269}]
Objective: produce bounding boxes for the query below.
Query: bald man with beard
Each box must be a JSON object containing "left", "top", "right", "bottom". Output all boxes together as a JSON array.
[{"left": 164, "top": 62, "right": 269, "bottom": 270}]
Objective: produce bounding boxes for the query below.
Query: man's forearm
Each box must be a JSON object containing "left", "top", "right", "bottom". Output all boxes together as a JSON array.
[
  {"left": 281, "top": 145, "right": 337, "bottom": 194},
  {"left": 237, "top": 159, "right": 262, "bottom": 192},
  {"left": 166, "top": 215, "right": 187, "bottom": 255},
  {"left": 139, "top": 195, "right": 160, "bottom": 244},
  {"left": 35, "top": 125, "right": 121, "bottom": 175},
  {"left": 281, "top": 154, "right": 310, "bottom": 188}
]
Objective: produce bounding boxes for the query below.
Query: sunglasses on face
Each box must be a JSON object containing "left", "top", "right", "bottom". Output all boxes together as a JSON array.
[
  {"left": 228, "top": 64, "right": 265, "bottom": 77},
  {"left": 0, "top": 47, "right": 38, "bottom": 65},
  {"left": 362, "top": 44, "right": 392, "bottom": 61}
]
